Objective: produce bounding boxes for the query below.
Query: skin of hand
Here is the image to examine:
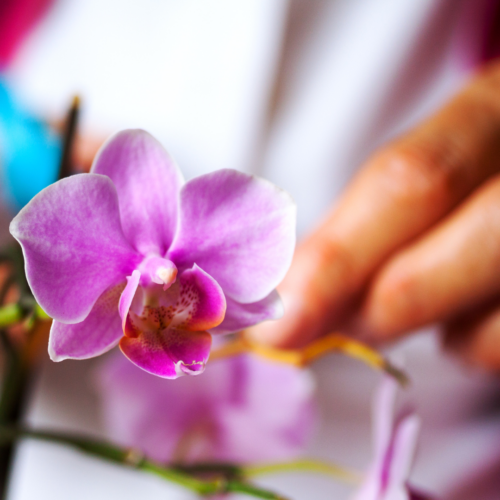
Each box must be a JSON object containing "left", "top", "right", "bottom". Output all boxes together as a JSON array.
[{"left": 248, "top": 59, "right": 500, "bottom": 371}]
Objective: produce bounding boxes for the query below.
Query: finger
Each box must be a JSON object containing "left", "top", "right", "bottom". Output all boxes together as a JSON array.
[
  {"left": 248, "top": 60, "right": 500, "bottom": 348},
  {"left": 361, "top": 174, "right": 500, "bottom": 340},
  {"left": 444, "top": 301, "right": 500, "bottom": 371}
]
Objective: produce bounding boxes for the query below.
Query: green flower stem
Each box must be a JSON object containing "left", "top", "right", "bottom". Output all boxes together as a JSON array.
[
  {"left": 0, "top": 304, "right": 24, "bottom": 329},
  {"left": 0, "top": 300, "right": 47, "bottom": 331},
  {"left": 243, "top": 459, "right": 361, "bottom": 484},
  {"left": 0, "top": 331, "right": 29, "bottom": 500},
  {"left": 34, "top": 304, "right": 51, "bottom": 320},
  {"left": 0, "top": 245, "right": 42, "bottom": 500},
  {"left": 224, "top": 481, "right": 288, "bottom": 499},
  {"left": 0, "top": 427, "right": 288, "bottom": 499},
  {"left": 58, "top": 95, "right": 80, "bottom": 179},
  {"left": 0, "top": 338, "right": 26, "bottom": 424}
]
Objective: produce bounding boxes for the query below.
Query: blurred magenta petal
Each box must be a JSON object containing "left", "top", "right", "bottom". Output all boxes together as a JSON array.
[
  {"left": 49, "top": 283, "right": 125, "bottom": 361},
  {"left": 352, "top": 377, "right": 430, "bottom": 500},
  {"left": 10, "top": 174, "right": 139, "bottom": 323},
  {"left": 444, "top": 450, "right": 500, "bottom": 500},
  {"left": 96, "top": 352, "right": 316, "bottom": 463},
  {"left": 92, "top": 129, "right": 184, "bottom": 255},
  {"left": 0, "top": 0, "right": 54, "bottom": 69},
  {"left": 210, "top": 290, "right": 283, "bottom": 335},
  {"left": 168, "top": 169, "right": 296, "bottom": 304}
]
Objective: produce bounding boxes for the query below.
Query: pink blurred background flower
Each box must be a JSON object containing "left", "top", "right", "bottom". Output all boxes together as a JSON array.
[
  {"left": 352, "top": 377, "right": 433, "bottom": 500},
  {"left": 10, "top": 129, "right": 296, "bottom": 378},
  {"left": 443, "top": 440, "right": 500, "bottom": 500},
  {"left": 0, "top": 0, "right": 54, "bottom": 70},
  {"left": 96, "top": 352, "right": 317, "bottom": 464}
]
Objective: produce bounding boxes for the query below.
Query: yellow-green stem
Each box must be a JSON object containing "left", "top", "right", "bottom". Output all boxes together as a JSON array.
[
  {"left": 0, "top": 304, "right": 23, "bottom": 329},
  {"left": 243, "top": 459, "right": 362, "bottom": 484}
]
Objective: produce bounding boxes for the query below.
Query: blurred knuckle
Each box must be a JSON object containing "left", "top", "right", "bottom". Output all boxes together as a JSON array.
[
  {"left": 474, "top": 61, "right": 500, "bottom": 112},
  {"left": 374, "top": 143, "right": 466, "bottom": 205},
  {"left": 313, "top": 237, "right": 356, "bottom": 287},
  {"left": 377, "top": 270, "right": 418, "bottom": 320},
  {"left": 379, "top": 270, "right": 413, "bottom": 301},
  {"left": 458, "top": 307, "right": 500, "bottom": 371},
  {"left": 470, "top": 338, "right": 500, "bottom": 371},
  {"left": 482, "top": 172, "right": 500, "bottom": 197}
]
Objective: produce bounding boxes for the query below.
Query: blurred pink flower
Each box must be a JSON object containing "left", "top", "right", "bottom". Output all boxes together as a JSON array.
[
  {"left": 444, "top": 444, "right": 500, "bottom": 500},
  {"left": 352, "top": 377, "right": 433, "bottom": 500},
  {"left": 0, "top": 0, "right": 54, "bottom": 69},
  {"left": 96, "top": 352, "right": 317, "bottom": 464},
  {"left": 10, "top": 129, "right": 295, "bottom": 378}
]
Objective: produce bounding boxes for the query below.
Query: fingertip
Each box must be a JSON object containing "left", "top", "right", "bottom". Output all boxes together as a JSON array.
[
  {"left": 245, "top": 319, "right": 289, "bottom": 348},
  {"left": 361, "top": 261, "right": 418, "bottom": 342},
  {"left": 245, "top": 291, "right": 313, "bottom": 349}
]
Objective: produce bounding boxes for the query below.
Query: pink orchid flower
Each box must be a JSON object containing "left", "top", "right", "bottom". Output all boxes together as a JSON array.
[
  {"left": 96, "top": 352, "right": 316, "bottom": 464},
  {"left": 353, "top": 377, "right": 433, "bottom": 500},
  {"left": 10, "top": 130, "right": 296, "bottom": 378}
]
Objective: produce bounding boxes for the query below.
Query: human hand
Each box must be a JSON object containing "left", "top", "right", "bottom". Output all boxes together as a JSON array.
[{"left": 248, "top": 60, "right": 500, "bottom": 370}]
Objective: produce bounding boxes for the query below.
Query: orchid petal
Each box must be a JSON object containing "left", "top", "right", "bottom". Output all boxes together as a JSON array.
[
  {"left": 49, "top": 282, "right": 125, "bottom": 360},
  {"left": 168, "top": 169, "right": 296, "bottom": 303},
  {"left": 118, "top": 270, "right": 141, "bottom": 328},
  {"left": 386, "top": 415, "right": 421, "bottom": 495},
  {"left": 352, "top": 372, "right": 426, "bottom": 500},
  {"left": 210, "top": 290, "right": 283, "bottom": 335},
  {"left": 173, "top": 265, "right": 226, "bottom": 331},
  {"left": 10, "top": 174, "right": 139, "bottom": 323},
  {"left": 120, "top": 328, "right": 212, "bottom": 379},
  {"left": 92, "top": 129, "right": 184, "bottom": 255}
]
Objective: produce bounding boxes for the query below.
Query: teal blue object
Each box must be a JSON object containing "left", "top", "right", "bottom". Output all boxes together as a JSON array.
[{"left": 0, "top": 78, "right": 61, "bottom": 211}]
